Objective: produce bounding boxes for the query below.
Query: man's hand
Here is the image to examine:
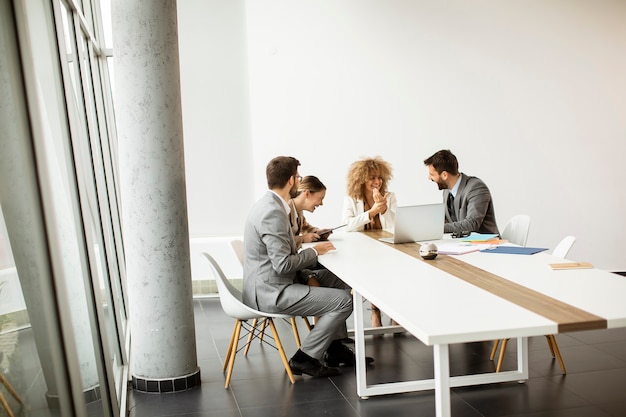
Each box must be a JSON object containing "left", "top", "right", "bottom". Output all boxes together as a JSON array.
[{"left": 313, "top": 241, "right": 335, "bottom": 255}]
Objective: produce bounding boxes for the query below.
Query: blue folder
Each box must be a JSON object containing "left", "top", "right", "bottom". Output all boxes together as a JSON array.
[{"left": 480, "top": 246, "right": 549, "bottom": 255}]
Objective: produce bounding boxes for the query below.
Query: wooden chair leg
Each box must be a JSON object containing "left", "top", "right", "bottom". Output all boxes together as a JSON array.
[
  {"left": 0, "top": 372, "right": 22, "bottom": 404},
  {"left": 547, "top": 334, "right": 567, "bottom": 374},
  {"left": 223, "top": 324, "right": 238, "bottom": 373},
  {"left": 224, "top": 320, "right": 242, "bottom": 388},
  {"left": 545, "top": 334, "right": 556, "bottom": 357},
  {"left": 490, "top": 339, "right": 501, "bottom": 361},
  {"left": 258, "top": 318, "right": 268, "bottom": 343},
  {"left": 496, "top": 338, "right": 509, "bottom": 372},
  {"left": 0, "top": 391, "right": 15, "bottom": 417},
  {"left": 244, "top": 318, "right": 259, "bottom": 355},
  {"left": 267, "top": 318, "right": 295, "bottom": 384},
  {"left": 290, "top": 318, "right": 302, "bottom": 348},
  {"left": 301, "top": 316, "right": 312, "bottom": 331}
]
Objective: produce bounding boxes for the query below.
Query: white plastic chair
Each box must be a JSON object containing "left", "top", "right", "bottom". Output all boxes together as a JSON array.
[
  {"left": 552, "top": 235, "right": 576, "bottom": 259},
  {"left": 230, "top": 239, "right": 245, "bottom": 265},
  {"left": 202, "top": 252, "right": 296, "bottom": 388},
  {"left": 490, "top": 235, "right": 574, "bottom": 375},
  {"left": 500, "top": 214, "right": 531, "bottom": 246},
  {"left": 229, "top": 240, "right": 312, "bottom": 341}
]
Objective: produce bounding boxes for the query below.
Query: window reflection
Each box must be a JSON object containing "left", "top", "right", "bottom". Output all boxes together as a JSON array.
[
  {"left": 0, "top": 205, "right": 43, "bottom": 415},
  {"left": 56, "top": 0, "right": 127, "bottom": 412}
]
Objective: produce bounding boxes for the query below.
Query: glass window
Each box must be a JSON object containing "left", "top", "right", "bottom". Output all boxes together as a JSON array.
[
  {"left": 55, "top": 0, "right": 128, "bottom": 413},
  {"left": 2, "top": 0, "right": 127, "bottom": 415}
]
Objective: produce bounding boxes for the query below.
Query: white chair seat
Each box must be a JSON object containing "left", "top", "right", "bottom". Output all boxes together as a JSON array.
[{"left": 202, "top": 252, "right": 296, "bottom": 387}]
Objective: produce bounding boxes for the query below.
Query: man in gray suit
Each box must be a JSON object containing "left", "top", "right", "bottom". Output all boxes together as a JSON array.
[
  {"left": 424, "top": 149, "right": 499, "bottom": 235},
  {"left": 243, "top": 156, "right": 368, "bottom": 377}
]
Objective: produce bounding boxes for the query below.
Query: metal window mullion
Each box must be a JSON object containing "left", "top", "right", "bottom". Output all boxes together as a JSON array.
[
  {"left": 89, "top": 43, "right": 129, "bottom": 365},
  {"left": 65, "top": 8, "right": 119, "bottom": 417}
]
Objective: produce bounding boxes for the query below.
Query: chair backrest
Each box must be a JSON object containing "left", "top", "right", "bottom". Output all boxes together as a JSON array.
[
  {"left": 230, "top": 239, "right": 244, "bottom": 266},
  {"left": 500, "top": 215, "right": 531, "bottom": 246},
  {"left": 202, "top": 252, "right": 261, "bottom": 321},
  {"left": 552, "top": 235, "right": 576, "bottom": 259}
]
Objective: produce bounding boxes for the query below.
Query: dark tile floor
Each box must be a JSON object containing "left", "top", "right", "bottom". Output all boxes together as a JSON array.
[{"left": 127, "top": 298, "right": 626, "bottom": 417}]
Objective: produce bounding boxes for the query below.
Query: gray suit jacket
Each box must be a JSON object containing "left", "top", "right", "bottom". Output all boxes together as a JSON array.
[
  {"left": 242, "top": 191, "right": 318, "bottom": 312},
  {"left": 444, "top": 174, "right": 499, "bottom": 235}
]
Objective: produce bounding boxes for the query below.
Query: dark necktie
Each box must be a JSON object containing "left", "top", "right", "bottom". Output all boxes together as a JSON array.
[{"left": 447, "top": 193, "right": 457, "bottom": 222}]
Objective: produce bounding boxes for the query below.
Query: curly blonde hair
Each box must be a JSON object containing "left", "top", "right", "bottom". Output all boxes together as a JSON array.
[{"left": 346, "top": 156, "right": 393, "bottom": 200}]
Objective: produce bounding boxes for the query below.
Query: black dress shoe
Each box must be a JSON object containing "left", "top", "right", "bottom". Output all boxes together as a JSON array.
[
  {"left": 289, "top": 357, "right": 341, "bottom": 377},
  {"left": 324, "top": 343, "right": 374, "bottom": 367}
]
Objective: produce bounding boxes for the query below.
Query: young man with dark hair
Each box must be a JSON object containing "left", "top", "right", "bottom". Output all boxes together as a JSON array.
[
  {"left": 242, "top": 156, "right": 372, "bottom": 377},
  {"left": 424, "top": 149, "right": 499, "bottom": 235}
]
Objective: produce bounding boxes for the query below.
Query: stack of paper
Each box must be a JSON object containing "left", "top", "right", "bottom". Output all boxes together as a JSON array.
[
  {"left": 461, "top": 233, "right": 499, "bottom": 242},
  {"left": 461, "top": 233, "right": 504, "bottom": 244}
]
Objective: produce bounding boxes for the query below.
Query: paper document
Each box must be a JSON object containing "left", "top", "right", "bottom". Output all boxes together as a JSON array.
[{"left": 461, "top": 233, "right": 499, "bottom": 242}]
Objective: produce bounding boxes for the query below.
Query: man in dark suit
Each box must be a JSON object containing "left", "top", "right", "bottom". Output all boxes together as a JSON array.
[
  {"left": 242, "top": 156, "right": 370, "bottom": 377},
  {"left": 424, "top": 149, "right": 499, "bottom": 235}
]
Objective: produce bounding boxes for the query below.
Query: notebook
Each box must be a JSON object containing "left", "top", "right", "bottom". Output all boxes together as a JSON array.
[
  {"left": 480, "top": 246, "right": 549, "bottom": 255},
  {"left": 379, "top": 203, "right": 445, "bottom": 244}
]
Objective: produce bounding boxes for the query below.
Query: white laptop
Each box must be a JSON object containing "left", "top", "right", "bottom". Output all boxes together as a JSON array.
[{"left": 379, "top": 203, "right": 445, "bottom": 244}]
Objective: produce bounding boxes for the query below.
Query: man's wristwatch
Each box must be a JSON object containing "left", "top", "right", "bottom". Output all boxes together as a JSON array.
[{"left": 306, "top": 273, "right": 318, "bottom": 281}]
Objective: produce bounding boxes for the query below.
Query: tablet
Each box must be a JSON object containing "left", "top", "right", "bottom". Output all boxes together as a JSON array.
[{"left": 318, "top": 224, "right": 347, "bottom": 240}]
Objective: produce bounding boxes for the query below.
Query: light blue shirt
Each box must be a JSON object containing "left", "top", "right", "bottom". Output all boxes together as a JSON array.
[{"left": 450, "top": 173, "right": 463, "bottom": 197}]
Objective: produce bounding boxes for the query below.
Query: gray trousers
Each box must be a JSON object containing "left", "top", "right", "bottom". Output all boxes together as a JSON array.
[{"left": 278, "top": 269, "right": 353, "bottom": 360}]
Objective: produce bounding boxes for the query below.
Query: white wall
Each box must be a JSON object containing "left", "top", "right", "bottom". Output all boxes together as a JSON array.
[
  {"left": 178, "top": 0, "right": 254, "bottom": 239},
  {"left": 179, "top": 0, "right": 626, "bottom": 271}
]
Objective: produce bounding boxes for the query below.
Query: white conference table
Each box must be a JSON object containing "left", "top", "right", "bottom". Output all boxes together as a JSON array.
[{"left": 316, "top": 230, "right": 626, "bottom": 417}]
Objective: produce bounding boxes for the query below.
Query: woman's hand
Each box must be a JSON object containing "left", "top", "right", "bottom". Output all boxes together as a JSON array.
[
  {"left": 370, "top": 188, "right": 388, "bottom": 216},
  {"left": 370, "top": 200, "right": 388, "bottom": 216},
  {"left": 301, "top": 232, "right": 320, "bottom": 243},
  {"left": 372, "top": 187, "right": 387, "bottom": 203}
]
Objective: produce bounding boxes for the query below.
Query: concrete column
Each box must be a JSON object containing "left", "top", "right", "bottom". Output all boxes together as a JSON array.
[{"left": 112, "top": 0, "right": 200, "bottom": 392}]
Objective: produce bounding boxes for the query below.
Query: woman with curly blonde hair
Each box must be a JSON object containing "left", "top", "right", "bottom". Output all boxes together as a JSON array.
[
  {"left": 342, "top": 156, "right": 397, "bottom": 328},
  {"left": 342, "top": 156, "right": 396, "bottom": 232}
]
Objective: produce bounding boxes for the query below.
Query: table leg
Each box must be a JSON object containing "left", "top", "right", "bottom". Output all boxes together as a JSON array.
[
  {"left": 353, "top": 291, "right": 368, "bottom": 398},
  {"left": 516, "top": 337, "right": 529, "bottom": 381},
  {"left": 433, "top": 344, "right": 451, "bottom": 417}
]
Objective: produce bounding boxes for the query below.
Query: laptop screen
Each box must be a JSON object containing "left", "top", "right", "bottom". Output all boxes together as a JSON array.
[{"left": 380, "top": 203, "right": 444, "bottom": 244}]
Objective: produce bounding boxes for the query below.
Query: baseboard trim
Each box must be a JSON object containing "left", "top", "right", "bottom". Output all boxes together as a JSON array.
[{"left": 131, "top": 368, "right": 201, "bottom": 393}]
